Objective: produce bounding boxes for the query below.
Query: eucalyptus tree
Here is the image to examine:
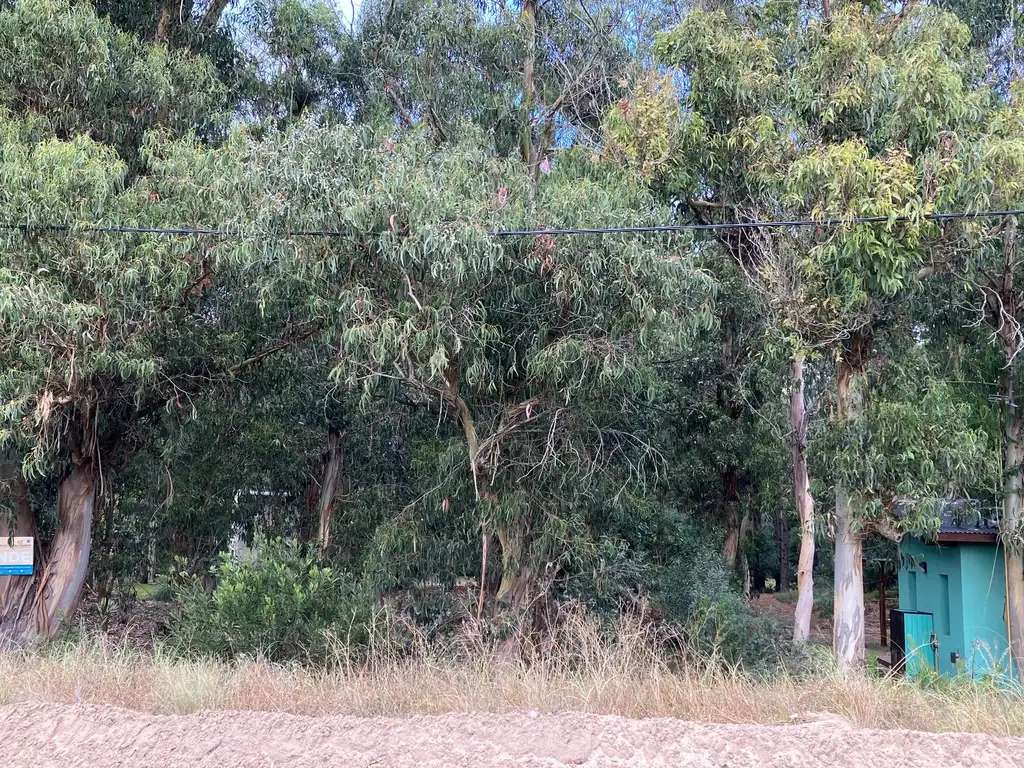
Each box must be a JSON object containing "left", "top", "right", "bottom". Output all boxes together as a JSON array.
[
  {"left": 915, "top": 85, "right": 1024, "bottom": 676},
  {"left": 356, "top": 0, "right": 640, "bottom": 172},
  {"left": 216, "top": 122, "right": 715, "bottom": 614},
  {"left": 0, "top": 0, "right": 301, "bottom": 643},
  {"left": 606, "top": 0, "right": 997, "bottom": 667}
]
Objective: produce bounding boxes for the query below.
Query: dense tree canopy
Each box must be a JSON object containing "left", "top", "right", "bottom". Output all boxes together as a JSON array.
[{"left": 1, "top": 0, "right": 1023, "bottom": 681}]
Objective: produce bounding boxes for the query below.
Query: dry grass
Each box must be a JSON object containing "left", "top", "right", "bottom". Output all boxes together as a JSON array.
[{"left": 0, "top": 611, "right": 1021, "bottom": 737}]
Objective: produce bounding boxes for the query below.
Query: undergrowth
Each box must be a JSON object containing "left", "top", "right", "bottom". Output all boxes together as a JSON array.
[{"left": 1, "top": 609, "right": 1022, "bottom": 737}]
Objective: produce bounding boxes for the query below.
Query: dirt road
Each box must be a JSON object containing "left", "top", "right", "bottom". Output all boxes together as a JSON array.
[{"left": 0, "top": 703, "right": 1019, "bottom": 767}]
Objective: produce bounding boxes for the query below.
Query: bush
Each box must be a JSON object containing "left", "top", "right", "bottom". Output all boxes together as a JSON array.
[
  {"left": 652, "top": 523, "right": 801, "bottom": 675},
  {"left": 167, "top": 538, "right": 374, "bottom": 664},
  {"left": 683, "top": 594, "right": 802, "bottom": 676}
]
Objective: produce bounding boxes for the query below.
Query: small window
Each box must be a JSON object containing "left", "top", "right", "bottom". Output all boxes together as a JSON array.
[
  {"left": 938, "top": 574, "right": 951, "bottom": 635},
  {"left": 906, "top": 571, "right": 918, "bottom": 611}
]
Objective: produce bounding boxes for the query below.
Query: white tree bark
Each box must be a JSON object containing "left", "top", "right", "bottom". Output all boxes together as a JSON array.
[
  {"left": 833, "top": 481, "right": 865, "bottom": 669},
  {"left": 791, "top": 356, "right": 816, "bottom": 643},
  {"left": 833, "top": 344, "right": 867, "bottom": 671}
]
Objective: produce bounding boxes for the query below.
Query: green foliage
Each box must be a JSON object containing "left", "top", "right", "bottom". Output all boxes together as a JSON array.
[
  {"left": 0, "top": 0, "right": 226, "bottom": 159},
  {"left": 168, "top": 538, "right": 373, "bottom": 663},
  {"left": 3, "top": 0, "right": 1023, "bottom": 678},
  {"left": 654, "top": 520, "right": 733, "bottom": 620},
  {"left": 818, "top": 341, "right": 997, "bottom": 533},
  {"left": 683, "top": 594, "right": 798, "bottom": 676}
]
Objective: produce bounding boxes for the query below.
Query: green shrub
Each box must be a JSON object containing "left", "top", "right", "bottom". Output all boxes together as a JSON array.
[
  {"left": 652, "top": 526, "right": 799, "bottom": 675},
  {"left": 167, "top": 538, "right": 373, "bottom": 664},
  {"left": 683, "top": 594, "right": 802, "bottom": 676},
  {"left": 148, "top": 579, "right": 174, "bottom": 602},
  {"left": 654, "top": 525, "right": 733, "bottom": 621}
]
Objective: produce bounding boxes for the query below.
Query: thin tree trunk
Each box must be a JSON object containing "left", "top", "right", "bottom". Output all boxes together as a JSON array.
[
  {"left": 993, "top": 217, "right": 1024, "bottom": 680},
  {"left": 834, "top": 342, "right": 868, "bottom": 671},
  {"left": 791, "top": 356, "right": 816, "bottom": 643},
  {"left": 0, "top": 461, "right": 96, "bottom": 646},
  {"left": 520, "top": 0, "right": 537, "bottom": 174},
  {"left": 879, "top": 566, "right": 888, "bottom": 648},
  {"left": 317, "top": 429, "right": 345, "bottom": 557},
  {"left": 146, "top": 513, "right": 157, "bottom": 584},
  {"left": 444, "top": 366, "right": 493, "bottom": 615},
  {"left": 999, "top": 338, "right": 1024, "bottom": 679},
  {"left": 739, "top": 507, "right": 751, "bottom": 599},
  {"left": 776, "top": 508, "right": 789, "bottom": 592},
  {"left": 721, "top": 466, "right": 741, "bottom": 569}
]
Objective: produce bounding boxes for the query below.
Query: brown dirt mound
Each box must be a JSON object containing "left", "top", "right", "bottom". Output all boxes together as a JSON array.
[{"left": 1, "top": 703, "right": 1020, "bottom": 767}]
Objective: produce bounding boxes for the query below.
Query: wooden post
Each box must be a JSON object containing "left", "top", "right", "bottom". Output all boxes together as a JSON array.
[{"left": 879, "top": 565, "right": 889, "bottom": 648}]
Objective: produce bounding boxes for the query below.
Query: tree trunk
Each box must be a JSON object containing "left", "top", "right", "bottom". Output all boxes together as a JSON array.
[
  {"left": 317, "top": 429, "right": 345, "bottom": 557},
  {"left": 879, "top": 566, "right": 888, "bottom": 648},
  {"left": 833, "top": 341, "right": 868, "bottom": 671},
  {"left": 791, "top": 356, "right": 816, "bottom": 643},
  {"left": 992, "top": 217, "right": 1024, "bottom": 680},
  {"left": 999, "top": 346, "right": 1024, "bottom": 679},
  {"left": 199, "top": 0, "right": 231, "bottom": 33},
  {"left": 520, "top": 0, "right": 537, "bottom": 174},
  {"left": 776, "top": 508, "right": 789, "bottom": 592},
  {"left": 721, "top": 466, "right": 741, "bottom": 569},
  {"left": 155, "top": 0, "right": 176, "bottom": 43},
  {"left": 146, "top": 513, "right": 157, "bottom": 584},
  {"left": 0, "top": 462, "right": 36, "bottom": 628},
  {"left": 0, "top": 461, "right": 96, "bottom": 647},
  {"left": 444, "top": 366, "right": 494, "bottom": 616},
  {"left": 495, "top": 519, "right": 532, "bottom": 605},
  {"left": 739, "top": 506, "right": 751, "bottom": 599}
]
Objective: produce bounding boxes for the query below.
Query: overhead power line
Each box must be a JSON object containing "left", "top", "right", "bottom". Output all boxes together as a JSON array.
[{"left": 2, "top": 208, "right": 1024, "bottom": 240}]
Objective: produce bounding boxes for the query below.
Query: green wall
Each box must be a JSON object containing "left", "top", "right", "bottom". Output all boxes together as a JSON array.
[
  {"left": 898, "top": 538, "right": 1012, "bottom": 680},
  {"left": 959, "top": 544, "right": 1011, "bottom": 679}
]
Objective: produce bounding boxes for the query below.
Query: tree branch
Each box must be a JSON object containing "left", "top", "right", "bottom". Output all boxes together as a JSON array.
[{"left": 199, "top": 0, "right": 232, "bottom": 34}]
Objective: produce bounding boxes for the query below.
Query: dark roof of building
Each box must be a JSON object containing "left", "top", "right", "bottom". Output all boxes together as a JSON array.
[
  {"left": 935, "top": 499, "right": 999, "bottom": 535},
  {"left": 892, "top": 499, "right": 1001, "bottom": 542},
  {"left": 926, "top": 499, "right": 1000, "bottom": 543}
]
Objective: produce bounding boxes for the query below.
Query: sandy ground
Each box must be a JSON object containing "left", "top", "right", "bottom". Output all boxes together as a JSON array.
[{"left": 0, "top": 704, "right": 1021, "bottom": 768}]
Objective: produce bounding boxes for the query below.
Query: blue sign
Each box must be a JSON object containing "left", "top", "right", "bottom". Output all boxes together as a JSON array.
[{"left": 0, "top": 537, "right": 33, "bottom": 576}]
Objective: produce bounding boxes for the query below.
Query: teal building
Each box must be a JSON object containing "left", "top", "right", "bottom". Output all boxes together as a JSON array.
[{"left": 895, "top": 504, "right": 1014, "bottom": 681}]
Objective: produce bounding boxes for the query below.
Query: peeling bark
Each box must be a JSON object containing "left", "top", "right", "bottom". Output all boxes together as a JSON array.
[
  {"left": 791, "top": 356, "right": 816, "bottom": 643},
  {"left": 317, "top": 429, "right": 345, "bottom": 556},
  {"left": 154, "top": 0, "right": 176, "bottom": 43},
  {"left": 0, "top": 461, "right": 96, "bottom": 647}
]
